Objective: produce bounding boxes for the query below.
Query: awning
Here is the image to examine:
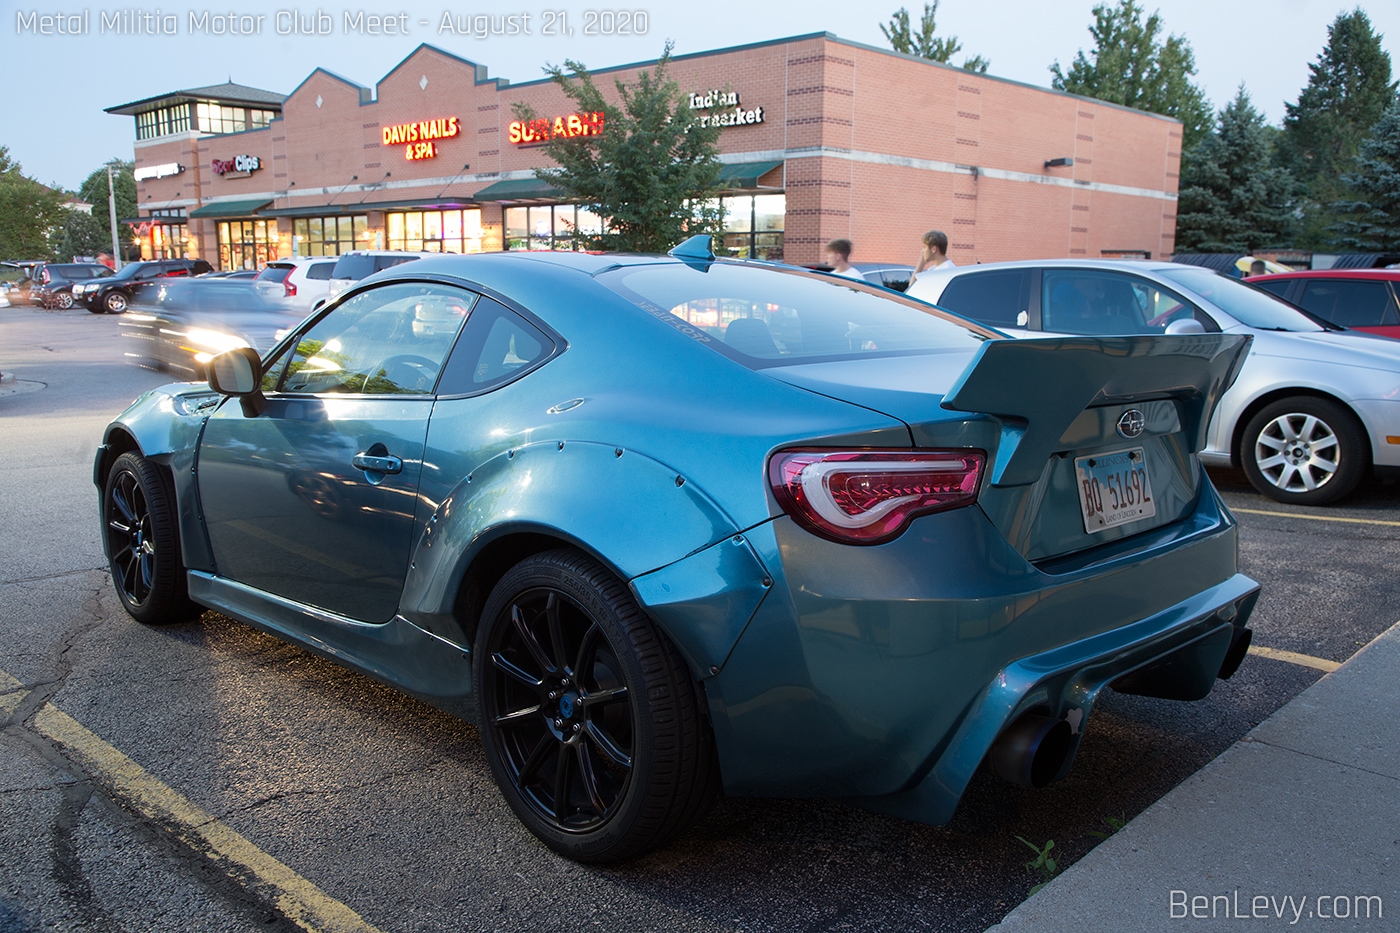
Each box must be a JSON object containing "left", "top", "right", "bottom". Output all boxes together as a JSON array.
[
  {"left": 472, "top": 178, "right": 563, "bottom": 202},
  {"left": 186, "top": 198, "right": 273, "bottom": 219},
  {"left": 260, "top": 197, "right": 475, "bottom": 218},
  {"left": 717, "top": 160, "right": 784, "bottom": 188}
]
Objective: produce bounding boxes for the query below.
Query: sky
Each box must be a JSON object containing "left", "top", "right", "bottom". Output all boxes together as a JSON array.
[{"left": 5, "top": 0, "right": 1399, "bottom": 190}]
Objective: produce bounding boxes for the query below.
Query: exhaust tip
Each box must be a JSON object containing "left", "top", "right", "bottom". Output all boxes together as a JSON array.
[
  {"left": 989, "top": 714, "right": 1074, "bottom": 789},
  {"left": 1217, "top": 626, "right": 1253, "bottom": 680}
]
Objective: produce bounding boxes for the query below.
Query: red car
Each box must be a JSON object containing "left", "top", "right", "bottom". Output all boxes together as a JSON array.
[{"left": 1246, "top": 269, "right": 1400, "bottom": 339}]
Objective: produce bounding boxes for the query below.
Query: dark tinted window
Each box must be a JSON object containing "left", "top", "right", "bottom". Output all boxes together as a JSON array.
[
  {"left": 331, "top": 255, "right": 377, "bottom": 280},
  {"left": 376, "top": 255, "right": 422, "bottom": 272},
  {"left": 1041, "top": 269, "right": 1219, "bottom": 335},
  {"left": 255, "top": 265, "right": 293, "bottom": 284},
  {"left": 878, "top": 268, "right": 912, "bottom": 292},
  {"left": 1251, "top": 278, "right": 1293, "bottom": 300},
  {"left": 938, "top": 270, "right": 1031, "bottom": 327},
  {"left": 437, "top": 297, "right": 555, "bottom": 395},
  {"left": 1296, "top": 280, "right": 1399, "bottom": 328},
  {"left": 306, "top": 262, "right": 335, "bottom": 280}
]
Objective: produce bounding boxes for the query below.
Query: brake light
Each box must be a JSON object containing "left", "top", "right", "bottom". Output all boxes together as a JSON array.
[
  {"left": 284, "top": 281, "right": 297, "bottom": 297},
  {"left": 769, "top": 449, "right": 984, "bottom": 544}
]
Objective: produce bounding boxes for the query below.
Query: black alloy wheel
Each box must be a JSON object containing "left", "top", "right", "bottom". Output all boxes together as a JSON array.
[
  {"left": 1240, "top": 396, "right": 1368, "bottom": 505},
  {"left": 103, "top": 452, "right": 199, "bottom": 624},
  {"left": 474, "top": 549, "right": 716, "bottom": 862}
]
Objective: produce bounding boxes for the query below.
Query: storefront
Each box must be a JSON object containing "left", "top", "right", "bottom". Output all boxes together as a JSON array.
[{"left": 113, "top": 34, "right": 1183, "bottom": 271}]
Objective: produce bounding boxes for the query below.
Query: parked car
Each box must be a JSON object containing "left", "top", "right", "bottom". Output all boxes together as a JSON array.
[
  {"left": 1, "top": 260, "right": 45, "bottom": 305},
  {"left": 1246, "top": 269, "right": 1400, "bottom": 339},
  {"left": 74, "top": 258, "right": 213, "bottom": 313},
  {"left": 96, "top": 243, "right": 1259, "bottom": 862},
  {"left": 804, "top": 261, "right": 916, "bottom": 292},
  {"left": 123, "top": 277, "right": 305, "bottom": 380},
  {"left": 253, "top": 256, "right": 339, "bottom": 313},
  {"left": 30, "top": 262, "right": 115, "bottom": 309},
  {"left": 320, "top": 250, "right": 436, "bottom": 309},
  {"left": 910, "top": 259, "right": 1400, "bottom": 505}
]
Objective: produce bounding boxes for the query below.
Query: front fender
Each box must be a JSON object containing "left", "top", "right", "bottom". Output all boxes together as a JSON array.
[
  {"left": 96, "top": 383, "right": 222, "bottom": 571},
  {"left": 400, "top": 439, "right": 745, "bottom": 658}
]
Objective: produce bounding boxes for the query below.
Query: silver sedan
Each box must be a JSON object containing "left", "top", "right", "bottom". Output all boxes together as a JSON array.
[{"left": 908, "top": 259, "right": 1400, "bottom": 505}]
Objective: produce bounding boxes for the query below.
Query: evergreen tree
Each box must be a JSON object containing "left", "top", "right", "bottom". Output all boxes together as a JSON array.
[
  {"left": 1329, "top": 100, "right": 1400, "bottom": 250},
  {"left": 1050, "top": 0, "right": 1211, "bottom": 149},
  {"left": 78, "top": 160, "right": 137, "bottom": 250},
  {"left": 1175, "top": 87, "right": 1296, "bottom": 252},
  {"left": 0, "top": 146, "right": 65, "bottom": 260},
  {"left": 1281, "top": 8, "right": 1397, "bottom": 247},
  {"left": 881, "top": 3, "right": 989, "bottom": 73},
  {"left": 513, "top": 42, "right": 725, "bottom": 254}
]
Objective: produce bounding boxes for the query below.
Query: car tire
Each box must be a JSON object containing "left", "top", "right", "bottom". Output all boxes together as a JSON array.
[
  {"left": 55, "top": 292, "right": 74, "bottom": 310},
  {"left": 474, "top": 548, "right": 717, "bottom": 863},
  {"left": 1240, "top": 397, "right": 1368, "bottom": 505},
  {"left": 103, "top": 452, "right": 201, "bottom": 624},
  {"left": 103, "top": 291, "right": 128, "bottom": 314}
]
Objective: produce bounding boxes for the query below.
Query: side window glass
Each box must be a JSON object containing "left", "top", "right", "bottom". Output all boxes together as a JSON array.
[
  {"left": 938, "top": 271, "right": 1030, "bottom": 328},
  {"left": 1297, "top": 280, "right": 1398, "bottom": 328},
  {"left": 306, "top": 263, "right": 335, "bottom": 281},
  {"left": 879, "top": 269, "right": 912, "bottom": 292},
  {"left": 436, "top": 297, "right": 555, "bottom": 396},
  {"left": 267, "top": 282, "right": 476, "bottom": 395},
  {"left": 1251, "top": 279, "right": 1293, "bottom": 300}
]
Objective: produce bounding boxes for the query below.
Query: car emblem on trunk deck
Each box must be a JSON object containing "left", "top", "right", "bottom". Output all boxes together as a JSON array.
[{"left": 1117, "top": 409, "right": 1147, "bottom": 439}]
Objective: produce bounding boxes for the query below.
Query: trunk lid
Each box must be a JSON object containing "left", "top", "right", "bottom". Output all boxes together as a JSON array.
[{"left": 767, "top": 334, "right": 1250, "bottom": 563}]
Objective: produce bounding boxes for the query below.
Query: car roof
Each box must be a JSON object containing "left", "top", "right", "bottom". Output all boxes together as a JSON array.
[{"left": 1246, "top": 269, "right": 1400, "bottom": 281}]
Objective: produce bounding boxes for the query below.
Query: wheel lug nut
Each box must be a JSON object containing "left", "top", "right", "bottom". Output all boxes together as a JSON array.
[{"left": 553, "top": 718, "right": 564, "bottom": 728}]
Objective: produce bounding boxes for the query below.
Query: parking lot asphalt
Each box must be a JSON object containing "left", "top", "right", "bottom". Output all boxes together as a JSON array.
[{"left": 2, "top": 304, "right": 1396, "bottom": 932}]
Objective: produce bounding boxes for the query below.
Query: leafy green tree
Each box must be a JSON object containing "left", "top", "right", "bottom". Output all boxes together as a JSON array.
[
  {"left": 1175, "top": 87, "right": 1296, "bottom": 252},
  {"left": 1281, "top": 9, "right": 1397, "bottom": 247},
  {"left": 0, "top": 146, "right": 65, "bottom": 260},
  {"left": 1329, "top": 100, "right": 1400, "bottom": 250},
  {"left": 78, "top": 160, "right": 137, "bottom": 252},
  {"left": 1050, "top": 0, "right": 1211, "bottom": 149},
  {"left": 55, "top": 210, "right": 110, "bottom": 261},
  {"left": 514, "top": 42, "right": 725, "bottom": 254},
  {"left": 881, "top": 3, "right": 989, "bottom": 73}
]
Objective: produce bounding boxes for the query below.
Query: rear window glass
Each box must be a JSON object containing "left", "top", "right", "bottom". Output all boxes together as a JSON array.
[
  {"left": 601, "top": 262, "right": 997, "bottom": 368},
  {"left": 255, "top": 266, "right": 293, "bottom": 283}
]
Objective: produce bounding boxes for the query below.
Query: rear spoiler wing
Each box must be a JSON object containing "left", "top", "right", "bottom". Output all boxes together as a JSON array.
[{"left": 942, "top": 334, "right": 1251, "bottom": 487}]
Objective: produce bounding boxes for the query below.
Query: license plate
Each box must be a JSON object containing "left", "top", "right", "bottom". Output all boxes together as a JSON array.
[{"left": 1075, "top": 447, "right": 1156, "bottom": 533}]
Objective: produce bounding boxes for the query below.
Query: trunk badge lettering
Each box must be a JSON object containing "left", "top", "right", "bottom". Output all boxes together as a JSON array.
[{"left": 1117, "top": 409, "right": 1147, "bottom": 439}]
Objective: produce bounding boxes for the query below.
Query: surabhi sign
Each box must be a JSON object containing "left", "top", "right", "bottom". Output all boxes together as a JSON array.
[
  {"left": 382, "top": 117, "right": 459, "bottom": 160},
  {"left": 509, "top": 112, "right": 605, "bottom": 145}
]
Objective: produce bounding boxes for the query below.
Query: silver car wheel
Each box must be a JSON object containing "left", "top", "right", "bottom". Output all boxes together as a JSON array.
[{"left": 1253, "top": 411, "right": 1340, "bottom": 493}]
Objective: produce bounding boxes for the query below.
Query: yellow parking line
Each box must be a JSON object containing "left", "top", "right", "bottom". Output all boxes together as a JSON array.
[
  {"left": 0, "top": 670, "right": 27, "bottom": 716},
  {"left": 25, "top": 698, "right": 384, "bottom": 933},
  {"left": 1233, "top": 507, "right": 1400, "bottom": 528},
  {"left": 1247, "top": 645, "right": 1342, "bottom": 673}
]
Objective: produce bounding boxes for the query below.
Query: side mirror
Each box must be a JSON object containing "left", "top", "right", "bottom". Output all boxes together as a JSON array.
[
  {"left": 1165, "top": 318, "right": 1207, "bottom": 336},
  {"left": 207, "top": 347, "right": 266, "bottom": 417}
]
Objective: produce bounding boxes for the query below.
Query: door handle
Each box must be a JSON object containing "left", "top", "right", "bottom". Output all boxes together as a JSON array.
[{"left": 352, "top": 452, "right": 403, "bottom": 474}]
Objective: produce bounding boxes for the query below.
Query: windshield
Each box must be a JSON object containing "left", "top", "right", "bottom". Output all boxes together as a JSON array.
[
  {"left": 601, "top": 261, "right": 998, "bottom": 368},
  {"left": 1161, "top": 267, "right": 1324, "bottom": 332}
]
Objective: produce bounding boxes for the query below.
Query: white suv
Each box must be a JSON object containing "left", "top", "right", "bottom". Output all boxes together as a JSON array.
[
  {"left": 253, "top": 256, "right": 339, "bottom": 314},
  {"left": 320, "top": 250, "right": 440, "bottom": 310}
]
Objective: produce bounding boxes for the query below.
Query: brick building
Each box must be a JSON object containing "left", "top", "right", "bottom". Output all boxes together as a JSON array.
[{"left": 108, "top": 33, "right": 1183, "bottom": 271}]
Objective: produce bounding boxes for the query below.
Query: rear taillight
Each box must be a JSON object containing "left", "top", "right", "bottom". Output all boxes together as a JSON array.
[
  {"left": 769, "top": 449, "right": 984, "bottom": 544},
  {"left": 284, "top": 281, "right": 297, "bottom": 297}
]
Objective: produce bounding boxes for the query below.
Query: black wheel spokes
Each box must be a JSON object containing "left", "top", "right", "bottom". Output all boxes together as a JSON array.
[
  {"left": 489, "top": 588, "right": 636, "bottom": 833},
  {"left": 107, "top": 471, "right": 154, "bottom": 604}
]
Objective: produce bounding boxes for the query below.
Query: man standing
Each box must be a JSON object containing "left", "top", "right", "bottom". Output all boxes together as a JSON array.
[
  {"left": 911, "top": 230, "right": 955, "bottom": 284},
  {"left": 823, "top": 238, "right": 864, "bottom": 279}
]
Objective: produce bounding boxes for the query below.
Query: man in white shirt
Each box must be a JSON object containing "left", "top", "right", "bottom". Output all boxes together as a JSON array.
[
  {"left": 823, "top": 238, "right": 865, "bottom": 280},
  {"left": 910, "top": 229, "right": 955, "bottom": 286}
]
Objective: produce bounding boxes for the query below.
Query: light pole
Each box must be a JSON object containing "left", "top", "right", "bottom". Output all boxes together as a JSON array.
[{"left": 106, "top": 162, "right": 122, "bottom": 271}]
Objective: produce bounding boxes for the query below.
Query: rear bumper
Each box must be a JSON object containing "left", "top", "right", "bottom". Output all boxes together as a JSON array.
[{"left": 704, "top": 479, "right": 1258, "bottom": 821}]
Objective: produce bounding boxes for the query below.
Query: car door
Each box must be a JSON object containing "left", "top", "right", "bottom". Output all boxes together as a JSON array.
[
  {"left": 1294, "top": 278, "right": 1400, "bottom": 338},
  {"left": 1039, "top": 268, "right": 1220, "bottom": 336},
  {"left": 196, "top": 280, "right": 475, "bottom": 623}
]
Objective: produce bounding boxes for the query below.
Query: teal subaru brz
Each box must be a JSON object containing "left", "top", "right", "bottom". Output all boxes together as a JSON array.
[{"left": 95, "top": 240, "right": 1259, "bottom": 862}]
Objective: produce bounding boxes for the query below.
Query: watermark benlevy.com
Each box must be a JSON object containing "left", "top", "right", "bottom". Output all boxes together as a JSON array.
[{"left": 1172, "top": 891, "right": 1383, "bottom": 923}]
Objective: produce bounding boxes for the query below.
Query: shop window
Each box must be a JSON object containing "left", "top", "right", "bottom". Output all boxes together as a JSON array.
[
  {"left": 292, "top": 216, "right": 367, "bottom": 256},
  {"left": 196, "top": 102, "right": 248, "bottom": 135},
  {"left": 503, "top": 205, "right": 605, "bottom": 251},
  {"left": 141, "top": 222, "right": 189, "bottom": 261},
  {"left": 385, "top": 209, "right": 484, "bottom": 253},
  {"left": 135, "top": 104, "right": 192, "bottom": 140},
  {"left": 218, "top": 219, "right": 279, "bottom": 271},
  {"left": 715, "top": 194, "right": 785, "bottom": 261}
]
